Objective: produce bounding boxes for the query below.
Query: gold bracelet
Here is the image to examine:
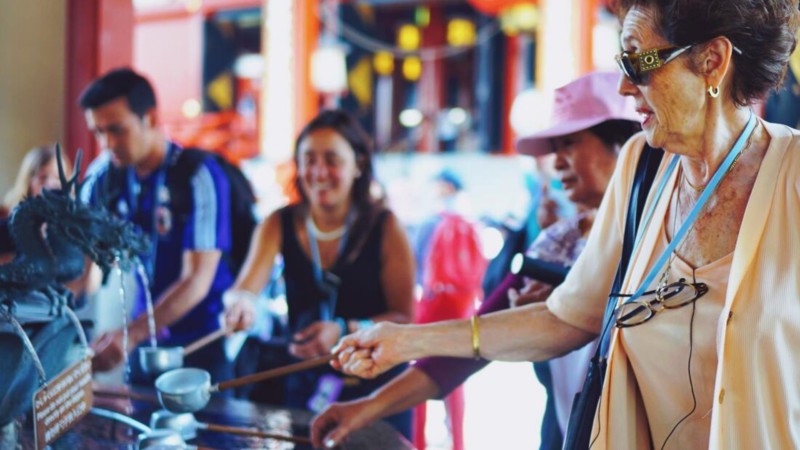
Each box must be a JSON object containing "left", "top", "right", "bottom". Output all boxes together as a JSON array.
[{"left": 470, "top": 315, "right": 481, "bottom": 360}]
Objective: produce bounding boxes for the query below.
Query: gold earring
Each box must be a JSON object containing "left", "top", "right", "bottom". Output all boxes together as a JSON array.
[{"left": 707, "top": 85, "right": 720, "bottom": 98}]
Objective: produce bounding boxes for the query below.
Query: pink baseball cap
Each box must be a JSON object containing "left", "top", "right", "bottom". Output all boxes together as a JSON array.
[{"left": 516, "top": 72, "right": 639, "bottom": 156}]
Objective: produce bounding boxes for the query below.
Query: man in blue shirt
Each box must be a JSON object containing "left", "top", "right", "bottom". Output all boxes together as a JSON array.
[{"left": 79, "top": 68, "right": 235, "bottom": 384}]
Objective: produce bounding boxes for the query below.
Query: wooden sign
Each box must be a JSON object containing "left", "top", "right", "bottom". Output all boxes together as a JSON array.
[{"left": 32, "top": 356, "right": 93, "bottom": 450}]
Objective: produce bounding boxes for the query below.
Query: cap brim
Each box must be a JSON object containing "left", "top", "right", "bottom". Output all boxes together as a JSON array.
[{"left": 515, "top": 117, "right": 609, "bottom": 156}]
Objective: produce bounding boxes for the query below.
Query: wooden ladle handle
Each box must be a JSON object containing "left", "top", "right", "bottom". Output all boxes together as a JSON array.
[
  {"left": 199, "top": 422, "right": 312, "bottom": 445},
  {"left": 214, "top": 354, "right": 334, "bottom": 392},
  {"left": 183, "top": 328, "right": 228, "bottom": 356}
]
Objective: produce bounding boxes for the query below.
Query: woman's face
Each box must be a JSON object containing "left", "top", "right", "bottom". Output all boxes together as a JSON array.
[
  {"left": 297, "top": 128, "right": 361, "bottom": 211},
  {"left": 29, "top": 158, "right": 61, "bottom": 197},
  {"left": 549, "top": 130, "right": 617, "bottom": 208},
  {"left": 617, "top": 6, "right": 706, "bottom": 151}
]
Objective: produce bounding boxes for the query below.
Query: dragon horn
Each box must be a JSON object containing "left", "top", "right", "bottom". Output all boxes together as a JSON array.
[
  {"left": 71, "top": 149, "right": 84, "bottom": 195},
  {"left": 56, "top": 143, "right": 69, "bottom": 190}
]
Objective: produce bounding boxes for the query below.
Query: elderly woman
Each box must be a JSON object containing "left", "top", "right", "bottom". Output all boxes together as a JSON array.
[{"left": 330, "top": 1, "right": 800, "bottom": 449}]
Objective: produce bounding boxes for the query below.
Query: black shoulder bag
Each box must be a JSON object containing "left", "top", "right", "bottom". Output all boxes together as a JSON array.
[{"left": 562, "top": 145, "right": 663, "bottom": 450}]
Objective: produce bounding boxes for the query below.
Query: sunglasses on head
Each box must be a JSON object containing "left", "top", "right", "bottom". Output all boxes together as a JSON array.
[{"left": 615, "top": 45, "right": 694, "bottom": 85}]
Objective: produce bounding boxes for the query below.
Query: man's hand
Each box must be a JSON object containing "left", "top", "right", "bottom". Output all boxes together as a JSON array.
[{"left": 90, "top": 329, "right": 127, "bottom": 372}]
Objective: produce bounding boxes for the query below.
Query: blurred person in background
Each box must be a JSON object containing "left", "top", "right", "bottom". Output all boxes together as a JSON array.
[
  {"left": 410, "top": 169, "right": 487, "bottom": 450},
  {"left": 224, "top": 109, "right": 415, "bottom": 439},
  {"left": 1, "top": 144, "right": 70, "bottom": 257},
  {"left": 1, "top": 144, "right": 69, "bottom": 219},
  {"left": 311, "top": 71, "right": 641, "bottom": 449}
]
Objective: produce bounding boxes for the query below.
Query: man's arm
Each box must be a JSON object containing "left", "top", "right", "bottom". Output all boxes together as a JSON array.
[
  {"left": 91, "top": 250, "right": 222, "bottom": 371},
  {"left": 127, "top": 249, "right": 221, "bottom": 346},
  {"left": 92, "top": 156, "right": 230, "bottom": 371}
]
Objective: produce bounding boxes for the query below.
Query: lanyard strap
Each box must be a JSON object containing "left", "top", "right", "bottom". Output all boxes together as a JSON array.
[
  {"left": 306, "top": 210, "right": 354, "bottom": 321},
  {"left": 623, "top": 112, "right": 756, "bottom": 305}
]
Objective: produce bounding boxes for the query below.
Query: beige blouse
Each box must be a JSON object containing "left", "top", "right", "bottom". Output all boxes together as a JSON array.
[{"left": 619, "top": 220, "right": 731, "bottom": 449}]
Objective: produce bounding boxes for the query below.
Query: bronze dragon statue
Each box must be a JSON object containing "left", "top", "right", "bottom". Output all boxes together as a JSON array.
[
  {"left": 0, "top": 145, "right": 149, "bottom": 429},
  {"left": 0, "top": 145, "right": 149, "bottom": 309}
]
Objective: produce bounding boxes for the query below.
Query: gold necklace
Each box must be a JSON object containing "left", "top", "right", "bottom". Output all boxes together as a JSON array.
[{"left": 683, "top": 122, "right": 757, "bottom": 192}]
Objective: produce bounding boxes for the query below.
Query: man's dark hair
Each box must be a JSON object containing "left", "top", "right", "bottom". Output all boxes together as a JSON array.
[{"left": 78, "top": 68, "right": 157, "bottom": 118}]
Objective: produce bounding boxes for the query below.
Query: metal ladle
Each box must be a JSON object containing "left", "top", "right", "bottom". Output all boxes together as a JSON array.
[
  {"left": 150, "top": 412, "right": 312, "bottom": 446},
  {"left": 139, "top": 328, "right": 229, "bottom": 376},
  {"left": 155, "top": 354, "right": 334, "bottom": 413}
]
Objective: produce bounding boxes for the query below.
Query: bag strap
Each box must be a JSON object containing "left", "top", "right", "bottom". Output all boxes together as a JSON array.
[{"left": 597, "top": 145, "right": 663, "bottom": 358}]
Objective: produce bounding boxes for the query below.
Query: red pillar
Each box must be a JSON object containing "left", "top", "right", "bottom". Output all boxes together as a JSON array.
[
  {"left": 64, "top": 0, "right": 133, "bottom": 169},
  {"left": 418, "top": 6, "right": 446, "bottom": 153}
]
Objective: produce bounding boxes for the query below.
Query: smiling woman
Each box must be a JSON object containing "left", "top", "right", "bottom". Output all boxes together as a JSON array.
[{"left": 223, "top": 109, "right": 415, "bottom": 439}]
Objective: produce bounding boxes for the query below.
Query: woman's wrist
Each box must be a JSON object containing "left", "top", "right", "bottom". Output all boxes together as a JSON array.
[{"left": 222, "top": 288, "right": 259, "bottom": 309}]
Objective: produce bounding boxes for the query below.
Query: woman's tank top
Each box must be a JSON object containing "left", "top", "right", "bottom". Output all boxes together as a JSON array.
[{"left": 280, "top": 205, "right": 390, "bottom": 333}]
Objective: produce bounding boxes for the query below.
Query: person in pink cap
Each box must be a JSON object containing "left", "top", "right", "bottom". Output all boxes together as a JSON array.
[{"left": 310, "top": 71, "right": 640, "bottom": 449}]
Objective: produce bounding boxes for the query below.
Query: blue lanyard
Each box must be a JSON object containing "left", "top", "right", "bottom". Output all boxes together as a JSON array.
[
  {"left": 126, "top": 142, "right": 178, "bottom": 284},
  {"left": 306, "top": 210, "right": 354, "bottom": 321},
  {"left": 622, "top": 112, "right": 757, "bottom": 305}
]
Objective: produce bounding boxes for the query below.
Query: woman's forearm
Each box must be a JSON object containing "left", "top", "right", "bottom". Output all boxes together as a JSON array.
[{"left": 407, "top": 302, "right": 596, "bottom": 363}]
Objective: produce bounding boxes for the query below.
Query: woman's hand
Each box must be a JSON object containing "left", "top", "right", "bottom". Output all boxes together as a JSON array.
[
  {"left": 311, "top": 397, "right": 383, "bottom": 448},
  {"left": 222, "top": 289, "right": 258, "bottom": 332},
  {"left": 290, "top": 320, "right": 342, "bottom": 359},
  {"left": 331, "top": 322, "right": 414, "bottom": 379},
  {"left": 508, "top": 280, "right": 554, "bottom": 308}
]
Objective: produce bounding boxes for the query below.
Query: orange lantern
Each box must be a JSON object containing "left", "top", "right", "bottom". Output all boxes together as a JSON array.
[{"left": 468, "top": 0, "right": 537, "bottom": 16}]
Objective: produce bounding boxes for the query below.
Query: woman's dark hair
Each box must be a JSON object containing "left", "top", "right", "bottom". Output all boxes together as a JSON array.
[
  {"left": 589, "top": 119, "right": 642, "bottom": 151},
  {"left": 293, "top": 109, "right": 375, "bottom": 212},
  {"left": 78, "top": 68, "right": 157, "bottom": 118},
  {"left": 614, "top": 0, "right": 800, "bottom": 106}
]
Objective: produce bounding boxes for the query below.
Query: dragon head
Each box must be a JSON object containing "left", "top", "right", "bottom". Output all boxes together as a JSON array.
[{"left": 38, "top": 144, "right": 150, "bottom": 280}]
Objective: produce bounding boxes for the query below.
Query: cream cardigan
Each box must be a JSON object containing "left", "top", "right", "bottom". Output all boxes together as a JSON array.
[{"left": 547, "top": 121, "right": 800, "bottom": 449}]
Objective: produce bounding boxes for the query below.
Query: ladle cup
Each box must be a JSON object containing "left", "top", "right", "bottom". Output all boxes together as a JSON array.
[
  {"left": 137, "top": 428, "right": 186, "bottom": 449},
  {"left": 140, "top": 328, "right": 228, "bottom": 376},
  {"left": 155, "top": 354, "right": 334, "bottom": 413}
]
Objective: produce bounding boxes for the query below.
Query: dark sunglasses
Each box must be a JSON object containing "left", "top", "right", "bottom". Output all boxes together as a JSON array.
[
  {"left": 616, "top": 42, "right": 744, "bottom": 86},
  {"left": 615, "top": 45, "right": 693, "bottom": 85},
  {"left": 613, "top": 278, "right": 709, "bottom": 328}
]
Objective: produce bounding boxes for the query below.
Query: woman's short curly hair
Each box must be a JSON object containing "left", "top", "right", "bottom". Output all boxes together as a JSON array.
[{"left": 614, "top": 0, "right": 800, "bottom": 106}]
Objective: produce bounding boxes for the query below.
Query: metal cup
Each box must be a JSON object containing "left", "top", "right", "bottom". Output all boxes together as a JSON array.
[{"left": 155, "top": 368, "right": 211, "bottom": 414}]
